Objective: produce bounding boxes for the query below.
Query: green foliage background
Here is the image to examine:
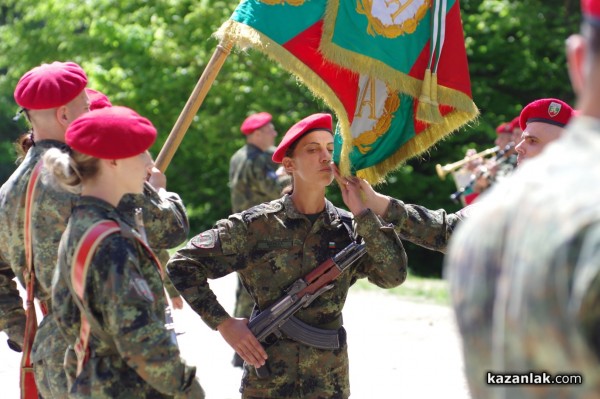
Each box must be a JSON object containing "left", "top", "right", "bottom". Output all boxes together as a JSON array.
[{"left": 0, "top": 0, "right": 580, "bottom": 276}]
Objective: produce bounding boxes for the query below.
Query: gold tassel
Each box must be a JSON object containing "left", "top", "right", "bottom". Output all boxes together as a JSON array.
[
  {"left": 428, "top": 72, "right": 444, "bottom": 123},
  {"left": 416, "top": 69, "right": 435, "bottom": 123}
]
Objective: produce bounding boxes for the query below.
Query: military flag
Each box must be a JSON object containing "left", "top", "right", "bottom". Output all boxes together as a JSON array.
[{"left": 216, "top": 0, "right": 477, "bottom": 182}]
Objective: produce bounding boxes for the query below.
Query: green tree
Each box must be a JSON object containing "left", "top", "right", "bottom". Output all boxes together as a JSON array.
[{"left": 0, "top": 0, "right": 580, "bottom": 276}]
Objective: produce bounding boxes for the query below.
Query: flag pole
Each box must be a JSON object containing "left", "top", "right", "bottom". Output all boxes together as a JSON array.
[{"left": 155, "top": 37, "right": 233, "bottom": 172}]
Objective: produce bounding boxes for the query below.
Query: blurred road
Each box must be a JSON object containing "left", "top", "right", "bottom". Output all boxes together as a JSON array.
[{"left": 0, "top": 274, "right": 470, "bottom": 398}]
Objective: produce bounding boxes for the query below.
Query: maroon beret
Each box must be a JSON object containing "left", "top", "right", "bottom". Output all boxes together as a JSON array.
[
  {"left": 272, "top": 113, "right": 333, "bottom": 163},
  {"left": 509, "top": 116, "right": 521, "bottom": 131},
  {"left": 583, "top": 0, "right": 600, "bottom": 25},
  {"left": 85, "top": 88, "right": 112, "bottom": 110},
  {"left": 519, "top": 98, "right": 574, "bottom": 131},
  {"left": 495, "top": 122, "right": 511, "bottom": 135},
  {"left": 66, "top": 106, "right": 157, "bottom": 160},
  {"left": 14, "top": 61, "right": 87, "bottom": 110},
  {"left": 240, "top": 112, "right": 272, "bottom": 135}
]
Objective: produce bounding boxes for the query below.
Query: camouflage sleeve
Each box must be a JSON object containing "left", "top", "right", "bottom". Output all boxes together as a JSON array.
[
  {"left": 94, "top": 236, "right": 196, "bottom": 397},
  {"left": 251, "top": 154, "right": 290, "bottom": 199},
  {"left": 0, "top": 255, "right": 25, "bottom": 351},
  {"left": 443, "top": 207, "right": 500, "bottom": 398},
  {"left": 353, "top": 209, "right": 407, "bottom": 288},
  {"left": 119, "top": 182, "right": 189, "bottom": 250},
  {"left": 570, "top": 224, "right": 600, "bottom": 358},
  {"left": 383, "top": 198, "right": 463, "bottom": 253},
  {"left": 167, "top": 216, "right": 249, "bottom": 330},
  {"left": 32, "top": 182, "right": 75, "bottom": 298}
]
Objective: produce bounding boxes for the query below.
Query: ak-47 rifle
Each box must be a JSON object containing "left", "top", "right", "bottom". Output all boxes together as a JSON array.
[{"left": 247, "top": 240, "right": 367, "bottom": 378}]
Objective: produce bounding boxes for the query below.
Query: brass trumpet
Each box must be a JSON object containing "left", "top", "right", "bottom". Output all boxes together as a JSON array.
[{"left": 435, "top": 146, "right": 499, "bottom": 180}]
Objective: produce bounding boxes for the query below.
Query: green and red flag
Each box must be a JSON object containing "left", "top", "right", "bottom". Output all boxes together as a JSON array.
[{"left": 216, "top": 0, "right": 478, "bottom": 183}]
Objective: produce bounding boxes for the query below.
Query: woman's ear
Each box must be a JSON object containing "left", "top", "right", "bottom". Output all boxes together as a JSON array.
[{"left": 282, "top": 157, "right": 294, "bottom": 173}]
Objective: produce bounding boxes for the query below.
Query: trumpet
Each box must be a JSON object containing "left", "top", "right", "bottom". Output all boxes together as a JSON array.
[{"left": 435, "top": 146, "right": 499, "bottom": 180}]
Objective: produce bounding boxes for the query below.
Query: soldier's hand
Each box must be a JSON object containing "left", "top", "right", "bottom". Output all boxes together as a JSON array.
[
  {"left": 217, "top": 317, "right": 267, "bottom": 368},
  {"left": 147, "top": 166, "right": 167, "bottom": 190},
  {"left": 170, "top": 295, "right": 184, "bottom": 310},
  {"left": 333, "top": 164, "right": 390, "bottom": 216}
]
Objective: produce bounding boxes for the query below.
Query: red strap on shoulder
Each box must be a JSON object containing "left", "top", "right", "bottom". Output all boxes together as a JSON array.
[
  {"left": 71, "top": 220, "right": 120, "bottom": 376},
  {"left": 71, "top": 221, "right": 121, "bottom": 300},
  {"left": 70, "top": 219, "right": 164, "bottom": 376},
  {"left": 20, "top": 161, "right": 43, "bottom": 399}
]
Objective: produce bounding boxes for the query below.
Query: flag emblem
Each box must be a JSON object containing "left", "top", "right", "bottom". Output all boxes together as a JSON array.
[
  {"left": 548, "top": 102, "right": 561, "bottom": 118},
  {"left": 259, "top": 0, "right": 306, "bottom": 5},
  {"left": 357, "top": 0, "right": 430, "bottom": 38}
]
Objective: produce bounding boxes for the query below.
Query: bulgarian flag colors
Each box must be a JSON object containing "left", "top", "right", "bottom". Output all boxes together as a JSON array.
[{"left": 217, "top": 0, "right": 478, "bottom": 183}]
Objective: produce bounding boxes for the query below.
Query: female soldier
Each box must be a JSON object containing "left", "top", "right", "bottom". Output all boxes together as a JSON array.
[
  {"left": 167, "top": 113, "right": 407, "bottom": 398},
  {"left": 45, "top": 106, "right": 203, "bottom": 398},
  {"left": 0, "top": 62, "right": 189, "bottom": 397}
]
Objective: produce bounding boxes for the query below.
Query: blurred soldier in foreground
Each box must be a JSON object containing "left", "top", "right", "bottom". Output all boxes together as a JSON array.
[
  {"left": 229, "top": 112, "right": 290, "bottom": 366},
  {"left": 445, "top": 1, "right": 600, "bottom": 397},
  {"left": 169, "top": 113, "right": 407, "bottom": 398},
  {"left": 47, "top": 106, "right": 203, "bottom": 398}
]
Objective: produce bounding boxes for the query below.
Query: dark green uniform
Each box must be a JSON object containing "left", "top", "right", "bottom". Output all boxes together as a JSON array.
[
  {"left": 52, "top": 196, "right": 203, "bottom": 398},
  {"left": 168, "top": 195, "right": 407, "bottom": 398}
]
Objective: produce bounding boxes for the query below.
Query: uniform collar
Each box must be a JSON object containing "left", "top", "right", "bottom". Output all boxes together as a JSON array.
[{"left": 281, "top": 194, "right": 345, "bottom": 228}]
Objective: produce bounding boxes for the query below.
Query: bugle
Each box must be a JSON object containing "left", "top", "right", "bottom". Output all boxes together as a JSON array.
[{"left": 435, "top": 146, "right": 499, "bottom": 180}]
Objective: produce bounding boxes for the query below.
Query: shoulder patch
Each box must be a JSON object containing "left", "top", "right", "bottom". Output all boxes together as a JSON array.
[
  {"left": 242, "top": 201, "right": 283, "bottom": 224},
  {"left": 191, "top": 230, "right": 217, "bottom": 249}
]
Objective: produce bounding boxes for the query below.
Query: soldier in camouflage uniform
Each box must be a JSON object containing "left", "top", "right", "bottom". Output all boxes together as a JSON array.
[
  {"left": 0, "top": 63, "right": 189, "bottom": 397},
  {"left": 340, "top": 99, "right": 572, "bottom": 255},
  {"left": 229, "top": 112, "right": 291, "bottom": 366},
  {"left": 168, "top": 113, "right": 407, "bottom": 398},
  {"left": 47, "top": 106, "right": 203, "bottom": 398},
  {"left": 444, "top": 3, "right": 600, "bottom": 397}
]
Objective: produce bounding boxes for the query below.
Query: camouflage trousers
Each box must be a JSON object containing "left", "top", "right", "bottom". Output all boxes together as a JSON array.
[
  {"left": 34, "top": 354, "right": 68, "bottom": 399},
  {"left": 240, "top": 335, "right": 350, "bottom": 399}
]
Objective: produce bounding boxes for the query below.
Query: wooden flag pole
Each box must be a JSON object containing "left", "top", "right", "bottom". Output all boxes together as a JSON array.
[{"left": 155, "top": 38, "right": 233, "bottom": 172}]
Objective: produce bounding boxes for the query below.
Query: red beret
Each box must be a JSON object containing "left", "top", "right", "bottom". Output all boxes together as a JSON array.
[
  {"left": 519, "top": 98, "right": 574, "bottom": 131},
  {"left": 66, "top": 106, "right": 157, "bottom": 160},
  {"left": 85, "top": 88, "right": 112, "bottom": 110},
  {"left": 240, "top": 112, "right": 272, "bottom": 135},
  {"left": 495, "top": 122, "right": 511, "bottom": 135},
  {"left": 272, "top": 113, "right": 333, "bottom": 163},
  {"left": 582, "top": 0, "right": 600, "bottom": 24},
  {"left": 509, "top": 116, "right": 521, "bottom": 131},
  {"left": 14, "top": 61, "right": 87, "bottom": 110}
]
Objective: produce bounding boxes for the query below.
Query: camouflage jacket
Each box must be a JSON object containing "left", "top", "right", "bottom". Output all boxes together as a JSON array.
[
  {"left": 229, "top": 143, "right": 291, "bottom": 213},
  {"left": 0, "top": 139, "right": 189, "bottom": 358},
  {"left": 445, "top": 116, "right": 600, "bottom": 398},
  {"left": 52, "top": 196, "right": 200, "bottom": 398},
  {"left": 168, "top": 195, "right": 407, "bottom": 398},
  {"left": 383, "top": 198, "right": 467, "bottom": 253}
]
